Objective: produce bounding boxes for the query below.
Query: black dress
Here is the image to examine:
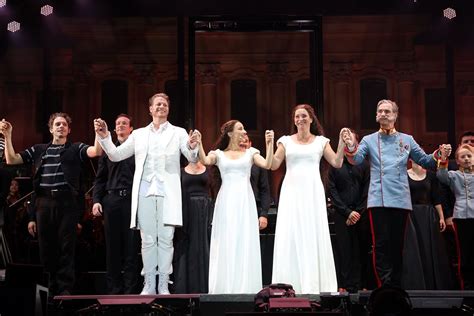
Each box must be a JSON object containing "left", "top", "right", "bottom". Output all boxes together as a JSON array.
[
  {"left": 402, "top": 171, "right": 456, "bottom": 289},
  {"left": 173, "top": 169, "right": 213, "bottom": 293}
]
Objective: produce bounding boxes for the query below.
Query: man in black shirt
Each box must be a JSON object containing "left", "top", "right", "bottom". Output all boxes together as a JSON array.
[
  {"left": 328, "top": 131, "right": 370, "bottom": 293},
  {"left": 92, "top": 114, "right": 140, "bottom": 294},
  {"left": 239, "top": 134, "right": 271, "bottom": 230},
  {"left": 0, "top": 113, "right": 102, "bottom": 296},
  {"left": 0, "top": 138, "right": 13, "bottom": 268}
]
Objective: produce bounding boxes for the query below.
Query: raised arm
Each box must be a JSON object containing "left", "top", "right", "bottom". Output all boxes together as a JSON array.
[
  {"left": 323, "top": 128, "right": 348, "bottom": 168},
  {"left": 271, "top": 143, "right": 285, "bottom": 170},
  {"left": 86, "top": 134, "right": 104, "bottom": 158},
  {"left": 195, "top": 130, "right": 217, "bottom": 166},
  {"left": 253, "top": 130, "right": 274, "bottom": 170},
  {"left": 179, "top": 129, "right": 199, "bottom": 163},
  {"left": 94, "top": 118, "right": 133, "bottom": 162},
  {"left": 0, "top": 119, "right": 24, "bottom": 165}
]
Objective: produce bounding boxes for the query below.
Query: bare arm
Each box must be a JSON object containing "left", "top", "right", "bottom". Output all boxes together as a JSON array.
[
  {"left": 195, "top": 130, "right": 217, "bottom": 166},
  {"left": 271, "top": 143, "right": 285, "bottom": 170},
  {"left": 0, "top": 120, "right": 24, "bottom": 165},
  {"left": 323, "top": 129, "right": 347, "bottom": 168},
  {"left": 86, "top": 134, "right": 104, "bottom": 158},
  {"left": 254, "top": 130, "right": 274, "bottom": 169},
  {"left": 434, "top": 204, "right": 446, "bottom": 232}
]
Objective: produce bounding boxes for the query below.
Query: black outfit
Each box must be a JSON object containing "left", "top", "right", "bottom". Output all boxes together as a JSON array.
[
  {"left": 402, "top": 172, "right": 456, "bottom": 289},
  {"left": 5, "top": 193, "right": 30, "bottom": 263},
  {"left": 249, "top": 165, "right": 271, "bottom": 218},
  {"left": 369, "top": 207, "right": 408, "bottom": 288},
  {"left": 0, "top": 167, "right": 12, "bottom": 268},
  {"left": 438, "top": 159, "right": 463, "bottom": 289},
  {"left": 173, "top": 169, "right": 213, "bottom": 293},
  {"left": 328, "top": 158, "right": 370, "bottom": 292},
  {"left": 19, "top": 142, "right": 88, "bottom": 295},
  {"left": 92, "top": 143, "right": 140, "bottom": 294}
]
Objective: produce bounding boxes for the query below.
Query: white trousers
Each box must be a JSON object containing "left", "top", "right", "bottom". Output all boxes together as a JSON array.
[{"left": 137, "top": 195, "right": 175, "bottom": 275}]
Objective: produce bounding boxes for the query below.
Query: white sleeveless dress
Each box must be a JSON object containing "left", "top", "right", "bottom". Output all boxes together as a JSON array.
[
  {"left": 208, "top": 148, "right": 263, "bottom": 294},
  {"left": 272, "top": 135, "right": 338, "bottom": 294}
]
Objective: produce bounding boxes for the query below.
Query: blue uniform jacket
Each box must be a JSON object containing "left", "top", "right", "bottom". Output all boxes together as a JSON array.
[{"left": 347, "top": 131, "right": 436, "bottom": 211}]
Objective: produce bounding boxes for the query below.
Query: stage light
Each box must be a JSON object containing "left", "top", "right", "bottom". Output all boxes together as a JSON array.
[
  {"left": 443, "top": 7, "right": 456, "bottom": 19},
  {"left": 0, "top": 0, "right": 6, "bottom": 8},
  {"left": 40, "top": 4, "right": 53, "bottom": 16},
  {"left": 7, "top": 21, "right": 20, "bottom": 32}
]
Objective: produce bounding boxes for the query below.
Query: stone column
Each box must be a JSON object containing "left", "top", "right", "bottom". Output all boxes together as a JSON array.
[
  {"left": 457, "top": 80, "right": 474, "bottom": 134},
  {"left": 328, "top": 62, "right": 353, "bottom": 137},
  {"left": 395, "top": 61, "right": 416, "bottom": 135},
  {"left": 133, "top": 64, "right": 157, "bottom": 127},
  {"left": 196, "top": 63, "right": 219, "bottom": 151},
  {"left": 266, "top": 62, "right": 289, "bottom": 200},
  {"left": 71, "top": 66, "right": 93, "bottom": 143}
]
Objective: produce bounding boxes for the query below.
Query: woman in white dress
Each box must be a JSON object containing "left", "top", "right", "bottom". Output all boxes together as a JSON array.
[
  {"left": 271, "top": 104, "right": 347, "bottom": 294},
  {"left": 196, "top": 120, "right": 274, "bottom": 294}
]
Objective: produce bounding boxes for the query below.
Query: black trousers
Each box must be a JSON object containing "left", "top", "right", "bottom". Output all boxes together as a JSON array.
[
  {"left": 35, "top": 194, "right": 79, "bottom": 295},
  {"left": 103, "top": 192, "right": 140, "bottom": 294},
  {"left": 369, "top": 207, "right": 408, "bottom": 288},
  {"left": 333, "top": 210, "right": 371, "bottom": 291},
  {"left": 454, "top": 219, "right": 474, "bottom": 290}
]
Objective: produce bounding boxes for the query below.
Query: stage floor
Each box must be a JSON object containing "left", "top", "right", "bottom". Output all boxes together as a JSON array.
[{"left": 47, "top": 290, "right": 474, "bottom": 316}]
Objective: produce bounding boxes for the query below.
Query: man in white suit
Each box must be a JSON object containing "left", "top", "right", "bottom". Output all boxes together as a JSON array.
[{"left": 94, "top": 93, "right": 199, "bottom": 295}]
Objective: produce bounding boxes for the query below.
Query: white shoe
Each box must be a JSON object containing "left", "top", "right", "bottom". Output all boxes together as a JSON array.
[
  {"left": 158, "top": 274, "right": 170, "bottom": 295},
  {"left": 140, "top": 273, "right": 156, "bottom": 295}
]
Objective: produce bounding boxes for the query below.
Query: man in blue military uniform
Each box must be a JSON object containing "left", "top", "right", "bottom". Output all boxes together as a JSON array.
[{"left": 342, "top": 99, "right": 450, "bottom": 288}]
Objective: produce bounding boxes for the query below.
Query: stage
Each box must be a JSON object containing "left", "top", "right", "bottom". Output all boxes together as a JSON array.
[{"left": 10, "top": 290, "right": 473, "bottom": 316}]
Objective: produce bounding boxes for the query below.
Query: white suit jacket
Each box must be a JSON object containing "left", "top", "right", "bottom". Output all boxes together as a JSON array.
[{"left": 98, "top": 122, "right": 197, "bottom": 228}]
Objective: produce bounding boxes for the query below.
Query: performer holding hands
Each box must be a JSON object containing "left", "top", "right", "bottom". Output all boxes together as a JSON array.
[
  {"left": 271, "top": 104, "right": 348, "bottom": 294},
  {"left": 341, "top": 99, "right": 451, "bottom": 288},
  {"left": 94, "top": 93, "right": 199, "bottom": 295},
  {"left": 194, "top": 120, "right": 273, "bottom": 294},
  {"left": 437, "top": 143, "right": 473, "bottom": 290}
]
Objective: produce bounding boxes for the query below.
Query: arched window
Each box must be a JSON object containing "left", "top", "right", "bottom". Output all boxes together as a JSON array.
[
  {"left": 101, "top": 80, "right": 128, "bottom": 128},
  {"left": 231, "top": 79, "right": 257, "bottom": 130}
]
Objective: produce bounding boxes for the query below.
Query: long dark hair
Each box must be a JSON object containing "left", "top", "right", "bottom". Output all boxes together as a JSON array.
[
  {"left": 210, "top": 119, "right": 240, "bottom": 197},
  {"left": 291, "top": 104, "right": 325, "bottom": 136},
  {"left": 212, "top": 120, "right": 240, "bottom": 151}
]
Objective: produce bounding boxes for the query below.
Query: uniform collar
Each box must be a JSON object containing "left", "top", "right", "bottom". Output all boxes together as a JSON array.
[
  {"left": 459, "top": 166, "right": 473, "bottom": 173},
  {"left": 378, "top": 127, "right": 397, "bottom": 135}
]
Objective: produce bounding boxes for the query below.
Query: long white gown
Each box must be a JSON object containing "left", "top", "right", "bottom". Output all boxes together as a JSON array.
[
  {"left": 208, "top": 148, "right": 263, "bottom": 294},
  {"left": 272, "top": 135, "right": 338, "bottom": 294}
]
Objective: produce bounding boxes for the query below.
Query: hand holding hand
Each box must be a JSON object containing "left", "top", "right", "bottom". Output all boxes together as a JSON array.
[
  {"left": 0, "top": 119, "right": 13, "bottom": 137},
  {"left": 265, "top": 130, "right": 274, "bottom": 146},
  {"left": 188, "top": 129, "right": 201, "bottom": 149},
  {"left": 439, "top": 144, "right": 452, "bottom": 161},
  {"left": 340, "top": 128, "right": 354, "bottom": 148},
  {"left": 94, "top": 118, "right": 108, "bottom": 138}
]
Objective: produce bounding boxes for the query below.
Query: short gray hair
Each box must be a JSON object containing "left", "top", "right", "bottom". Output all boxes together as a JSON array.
[{"left": 376, "top": 99, "right": 398, "bottom": 113}]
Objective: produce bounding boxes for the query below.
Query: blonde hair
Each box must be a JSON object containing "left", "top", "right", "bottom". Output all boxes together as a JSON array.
[
  {"left": 148, "top": 93, "right": 170, "bottom": 106},
  {"left": 455, "top": 144, "right": 474, "bottom": 159}
]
